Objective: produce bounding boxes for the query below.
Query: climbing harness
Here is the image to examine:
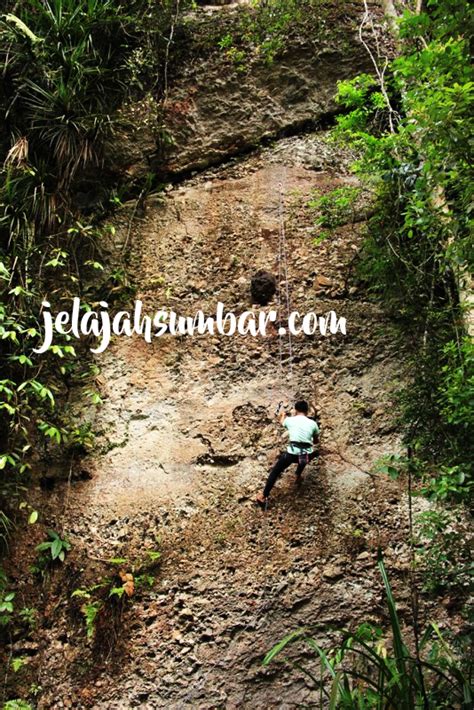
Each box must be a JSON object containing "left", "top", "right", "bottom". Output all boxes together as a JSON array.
[{"left": 290, "top": 440, "right": 312, "bottom": 467}]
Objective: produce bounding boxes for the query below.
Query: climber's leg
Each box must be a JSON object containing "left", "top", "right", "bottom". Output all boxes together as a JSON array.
[
  {"left": 256, "top": 452, "right": 297, "bottom": 505},
  {"left": 295, "top": 450, "right": 318, "bottom": 481}
]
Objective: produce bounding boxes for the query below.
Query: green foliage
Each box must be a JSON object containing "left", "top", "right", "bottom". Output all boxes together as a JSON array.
[
  {"left": 0, "top": 589, "right": 15, "bottom": 627},
  {"left": 376, "top": 452, "right": 406, "bottom": 480},
  {"left": 264, "top": 555, "right": 472, "bottom": 708},
  {"left": 0, "top": 568, "right": 16, "bottom": 630},
  {"left": 215, "top": 0, "right": 338, "bottom": 67},
  {"left": 0, "top": 3, "right": 106, "bottom": 522},
  {"left": 438, "top": 337, "right": 474, "bottom": 430},
  {"left": 67, "top": 421, "right": 95, "bottom": 453},
  {"left": 0, "top": 508, "right": 14, "bottom": 548},
  {"left": 1, "top": 1, "right": 129, "bottom": 218},
  {"left": 3, "top": 701, "right": 34, "bottom": 710},
  {"left": 35, "top": 529, "right": 71, "bottom": 562},
  {"left": 11, "top": 656, "right": 27, "bottom": 673},
  {"left": 135, "top": 573, "right": 156, "bottom": 588},
  {"left": 108, "top": 557, "right": 129, "bottom": 566},
  {"left": 415, "top": 507, "right": 472, "bottom": 595},
  {"left": 18, "top": 606, "right": 37, "bottom": 631},
  {"left": 422, "top": 464, "right": 472, "bottom": 502},
  {"left": 82, "top": 599, "right": 104, "bottom": 640},
  {"left": 31, "top": 529, "right": 71, "bottom": 576},
  {"left": 308, "top": 186, "right": 361, "bottom": 244},
  {"left": 374, "top": 450, "right": 472, "bottom": 605},
  {"left": 71, "top": 548, "right": 160, "bottom": 642},
  {"left": 71, "top": 580, "right": 110, "bottom": 639},
  {"left": 333, "top": 0, "right": 473, "bottom": 501}
]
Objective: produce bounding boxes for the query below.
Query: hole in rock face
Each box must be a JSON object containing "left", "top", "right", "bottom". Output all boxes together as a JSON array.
[
  {"left": 40, "top": 476, "right": 56, "bottom": 491},
  {"left": 250, "top": 270, "right": 277, "bottom": 306}
]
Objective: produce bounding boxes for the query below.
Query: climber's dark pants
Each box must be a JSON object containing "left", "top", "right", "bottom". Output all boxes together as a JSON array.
[{"left": 263, "top": 450, "right": 318, "bottom": 498}]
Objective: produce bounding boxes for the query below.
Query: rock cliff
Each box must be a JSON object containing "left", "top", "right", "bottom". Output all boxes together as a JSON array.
[{"left": 8, "top": 4, "right": 444, "bottom": 708}]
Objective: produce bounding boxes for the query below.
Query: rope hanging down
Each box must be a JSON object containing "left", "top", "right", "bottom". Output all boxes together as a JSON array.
[{"left": 277, "top": 181, "right": 293, "bottom": 383}]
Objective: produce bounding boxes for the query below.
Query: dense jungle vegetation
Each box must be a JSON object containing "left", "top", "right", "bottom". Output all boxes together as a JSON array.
[
  {"left": 266, "top": 2, "right": 473, "bottom": 706},
  {"left": 0, "top": 0, "right": 472, "bottom": 707}
]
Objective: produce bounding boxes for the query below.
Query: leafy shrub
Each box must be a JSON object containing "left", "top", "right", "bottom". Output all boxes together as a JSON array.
[
  {"left": 0, "top": 581, "right": 15, "bottom": 627},
  {"left": 35, "top": 529, "right": 71, "bottom": 564},
  {"left": 307, "top": 186, "right": 361, "bottom": 244},
  {"left": 415, "top": 507, "right": 472, "bottom": 595},
  {"left": 29, "top": 529, "right": 71, "bottom": 579},
  {"left": 332, "top": 0, "right": 473, "bottom": 501},
  {"left": 70, "top": 549, "right": 160, "bottom": 650}
]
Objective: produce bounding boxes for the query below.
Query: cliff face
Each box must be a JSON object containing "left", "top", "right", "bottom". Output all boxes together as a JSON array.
[
  {"left": 112, "top": 1, "right": 390, "bottom": 180},
  {"left": 35, "top": 131, "right": 415, "bottom": 709},
  {"left": 7, "top": 3, "right": 438, "bottom": 708}
]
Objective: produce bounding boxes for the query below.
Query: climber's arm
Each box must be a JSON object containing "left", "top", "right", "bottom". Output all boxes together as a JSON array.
[
  {"left": 278, "top": 408, "right": 287, "bottom": 426},
  {"left": 312, "top": 421, "right": 320, "bottom": 442}
]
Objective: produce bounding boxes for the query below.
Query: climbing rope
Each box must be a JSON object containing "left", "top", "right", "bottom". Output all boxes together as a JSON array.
[
  {"left": 277, "top": 180, "right": 294, "bottom": 383},
  {"left": 276, "top": 185, "right": 284, "bottom": 380},
  {"left": 256, "top": 178, "right": 297, "bottom": 518},
  {"left": 264, "top": 176, "right": 296, "bottom": 414}
]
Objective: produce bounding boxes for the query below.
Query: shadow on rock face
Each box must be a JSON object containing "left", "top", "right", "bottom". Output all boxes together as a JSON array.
[{"left": 250, "top": 270, "right": 277, "bottom": 306}]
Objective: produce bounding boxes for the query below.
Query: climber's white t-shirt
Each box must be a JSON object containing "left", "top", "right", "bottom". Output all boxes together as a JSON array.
[{"left": 283, "top": 415, "right": 319, "bottom": 455}]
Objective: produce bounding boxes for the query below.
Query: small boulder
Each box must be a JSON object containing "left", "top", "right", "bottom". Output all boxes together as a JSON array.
[
  {"left": 322, "top": 564, "right": 344, "bottom": 581},
  {"left": 250, "top": 270, "right": 277, "bottom": 305}
]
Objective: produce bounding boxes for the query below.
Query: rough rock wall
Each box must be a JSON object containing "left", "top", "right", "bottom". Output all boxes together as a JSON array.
[
  {"left": 24, "top": 130, "right": 428, "bottom": 709},
  {"left": 6, "top": 3, "right": 441, "bottom": 709},
  {"left": 113, "top": 1, "right": 390, "bottom": 181}
]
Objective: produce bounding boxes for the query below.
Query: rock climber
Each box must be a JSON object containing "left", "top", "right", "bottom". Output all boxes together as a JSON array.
[{"left": 256, "top": 400, "right": 319, "bottom": 507}]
